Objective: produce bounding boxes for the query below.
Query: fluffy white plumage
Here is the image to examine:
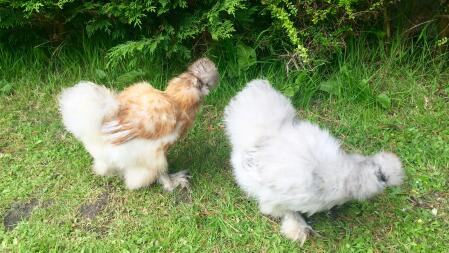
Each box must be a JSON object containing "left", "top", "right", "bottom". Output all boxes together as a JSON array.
[
  {"left": 224, "top": 79, "right": 404, "bottom": 244},
  {"left": 58, "top": 58, "right": 218, "bottom": 191},
  {"left": 59, "top": 81, "right": 185, "bottom": 190}
]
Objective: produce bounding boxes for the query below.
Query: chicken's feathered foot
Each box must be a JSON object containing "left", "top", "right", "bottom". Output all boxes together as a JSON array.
[
  {"left": 280, "top": 211, "right": 314, "bottom": 246},
  {"left": 158, "top": 170, "right": 191, "bottom": 191}
]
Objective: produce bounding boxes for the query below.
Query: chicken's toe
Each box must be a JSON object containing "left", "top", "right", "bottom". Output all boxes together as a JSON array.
[
  {"left": 93, "top": 160, "right": 113, "bottom": 176},
  {"left": 280, "top": 211, "right": 312, "bottom": 246},
  {"left": 159, "top": 171, "right": 191, "bottom": 192},
  {"left": 170, "top": 170, "right": 191, "bottom": 190}
]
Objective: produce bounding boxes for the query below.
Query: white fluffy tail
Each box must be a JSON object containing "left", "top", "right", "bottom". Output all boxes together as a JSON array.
[
  {"left": 59, "top": 81, "right": 119, "bottom": 144},
  {"left": 224, "top": 79, "right": 297, "bottom": 149}
]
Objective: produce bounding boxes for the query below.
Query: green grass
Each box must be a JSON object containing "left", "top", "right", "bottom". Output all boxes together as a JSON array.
[{"left": 0, "top": 39, "right": 448, "bottom": 252}]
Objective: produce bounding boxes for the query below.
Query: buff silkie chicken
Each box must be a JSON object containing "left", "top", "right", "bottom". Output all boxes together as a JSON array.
[
  {"left": 59, "top": 58, "right": 218, "bottom": 190},
  {"left": 224, "top": 79, "right": 404, "bottom": 245}
]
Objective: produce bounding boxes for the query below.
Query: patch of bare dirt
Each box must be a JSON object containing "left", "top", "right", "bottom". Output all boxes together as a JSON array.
[{"left": 3, "top": 198, "right": 39, "bottom": 231}]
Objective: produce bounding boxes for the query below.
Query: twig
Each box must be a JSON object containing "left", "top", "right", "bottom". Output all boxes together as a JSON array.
[{"left": 402, "top": 19, "right": 436, "bottom": 36}]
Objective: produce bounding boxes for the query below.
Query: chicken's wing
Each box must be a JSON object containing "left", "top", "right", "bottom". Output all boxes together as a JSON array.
[{"left": 102, "top": 82, "right": 178, "bottom": 144}]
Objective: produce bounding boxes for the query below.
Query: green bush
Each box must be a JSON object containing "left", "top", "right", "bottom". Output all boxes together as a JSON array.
[{"left": 0, "top": 0, "right": 446, "bottom": 68}]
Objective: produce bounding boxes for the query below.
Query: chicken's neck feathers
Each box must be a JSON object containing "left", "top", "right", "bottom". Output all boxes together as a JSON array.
[{"left": 340, "top": 154, "right": 386, "bottom": 201}]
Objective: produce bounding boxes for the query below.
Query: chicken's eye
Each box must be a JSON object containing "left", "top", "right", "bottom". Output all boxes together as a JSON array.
[{"left": 195, "top": 78, "right": 205, "bottom": 90}]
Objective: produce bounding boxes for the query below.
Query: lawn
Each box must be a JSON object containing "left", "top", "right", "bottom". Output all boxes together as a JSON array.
[{"left": 0, "top": 41, "right": 448, "bottom": 252}]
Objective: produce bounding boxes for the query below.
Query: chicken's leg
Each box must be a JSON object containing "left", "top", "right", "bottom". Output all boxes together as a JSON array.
[
  {"left": 93, "top": 159, "right": 114, "bottom": 176},
  {"left": 158, "top": 170, "right": 190, "bottom": 192},
  {"left": 124, "top": 168, "right": 159, "bottom": 190},
  {"left": 280, "top": 211, "right": 313, "bottom": 246}
]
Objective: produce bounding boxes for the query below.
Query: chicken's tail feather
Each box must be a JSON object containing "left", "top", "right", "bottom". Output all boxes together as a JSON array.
[
  {"left": 59, "top": 81, "right": 119, "bottom": 144},
  {"left": 224, "top": 79, "right": 297, "bottom": 149}
]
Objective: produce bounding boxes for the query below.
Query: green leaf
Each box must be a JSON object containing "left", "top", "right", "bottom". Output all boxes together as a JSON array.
[
  {"left": 209, "top": 20, "right": 235, "bottom": 40},
  {"left": 319, "top": 80, "right": 339, "bottom": 96},
  {"left": 116, "top": 69, "right": 146, "bottom": 85},
  {"left": 95, "top": 69, "right": 107, "bottom": 81},
  {"left": 236, "top": 42, "right": 256, "bottom": 70},
  {"left": 0, "top": 80, "right": 13, "bottom": 95},
  {"left": 376, "top": 93, "right": 391, "bottom": 109},
  {"left": 86, "top": 19, "right": 112, "bottom": 37},
  {"left": 283, "top": 86, "right": 297, "bottom": 97},
  {"left": 360, "top": 78, "right": 369, "bottom": 86},
  {"left": 340, "top": 65, "right": 351, "bottom": 78},
  {"left": 295, "top": 71, "right": 308, "bottom": 85},
  {"left": 372, "top": 30, "right": 386, "bottom": 39}
]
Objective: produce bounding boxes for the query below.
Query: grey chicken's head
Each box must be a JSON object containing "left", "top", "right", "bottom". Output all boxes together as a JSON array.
[
  {"left": 187, "top": 57, "right": 219, "bottom": 96},
  {"left": 371, "top": 152, "right": 404, "bottom": 187}
]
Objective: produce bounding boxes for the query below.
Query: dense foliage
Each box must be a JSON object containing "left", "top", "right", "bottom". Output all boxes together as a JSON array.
[{"left": 1, "top": 0, "right": 447, "bottom": 68}]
